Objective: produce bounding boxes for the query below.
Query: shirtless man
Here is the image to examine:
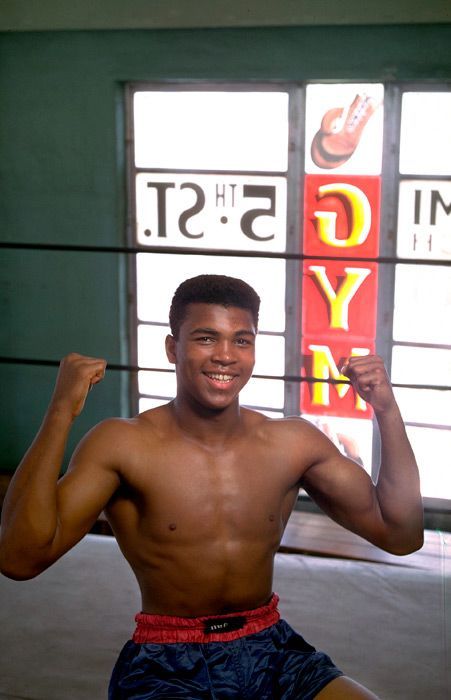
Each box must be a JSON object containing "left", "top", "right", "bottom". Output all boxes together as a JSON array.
[{"left": 0, "top": 274, "right": 423, "bottom": 699}]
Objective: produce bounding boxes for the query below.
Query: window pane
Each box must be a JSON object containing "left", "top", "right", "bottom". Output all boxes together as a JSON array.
[
  {"left": 240, "top": 377, "right": 284, "bottom": 409},
  {"left": 400, "top": 93, "right": 451, "bottom": 175},
  {"left": 135, "top": 173, "right": 287, "bottom": 252},
  {"left": 253, "top": 334, "right": 285, "bottom": 376},
  {"left": 138, "top": 324, "right": 171, "bottom": 369},
  {"left": 304, "top": 415, "right": 373, "bottom": 475},
  {"left": 393, "top": 265, "right": 451, "bottom": 344},
  {"left": 139, "top": 397, "right": 169, "bottom": 412},
  {"left": 406, "top": 426, "right": 451, "bottom": 499},
  {"left": 305, "top": 83, "right": 384, "bottom": 175},
  {"left": 397, "top": 180, "right": 451, "bottom": 260},
  {"left": 134, "top": 91, "right": 289, "bottom": 171},
  {"left": 136, "top": 253, "right": 286, "bottom": 333},
  {"left": 394, "top": 387, "right": 451, "bottom": 427},
  {"left": 392, "top": 346, "right": 451, "bottom": 386},
  {"left": 138, "top": 369, "right": 176, "bottom": 398}
]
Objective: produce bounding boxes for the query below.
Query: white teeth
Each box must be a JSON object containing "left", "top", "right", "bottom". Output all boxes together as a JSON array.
[{"left": 207, "top": 373, "right": 234, "bottom": 382}]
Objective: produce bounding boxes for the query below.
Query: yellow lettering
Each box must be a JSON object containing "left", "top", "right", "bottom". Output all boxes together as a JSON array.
[
  {"left": 314, "top": 183, "right": 371, "bottom": 247},
  {"left": 308, "top": 345, "right": 369, "bottom": 411},
  {"left": 308, "top": 266, "right": 371, "bottom": 330}
]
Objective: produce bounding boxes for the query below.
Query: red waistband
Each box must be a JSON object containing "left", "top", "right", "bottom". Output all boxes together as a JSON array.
[{"left": 133, "top": 593, "right": 280, "bottom": 644}]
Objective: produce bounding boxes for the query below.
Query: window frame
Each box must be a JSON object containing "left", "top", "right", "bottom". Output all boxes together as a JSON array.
[{"left": 125, "top": 80, "right": 451, "bottom": 513}]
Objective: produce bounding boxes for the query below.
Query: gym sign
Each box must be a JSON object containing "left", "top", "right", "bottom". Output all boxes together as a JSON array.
[{"left": 301, "top": 174, "right": 381, "bottom": 418}]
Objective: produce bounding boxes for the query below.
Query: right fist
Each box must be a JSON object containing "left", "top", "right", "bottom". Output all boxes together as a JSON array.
[{"left": 50, "top": 353, "right": 107, "bottom": 418}]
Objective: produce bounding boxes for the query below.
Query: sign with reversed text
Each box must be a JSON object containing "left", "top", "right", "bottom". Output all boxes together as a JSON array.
[{"left": 136, "top": 173, "right": 287, "bottom": 252}]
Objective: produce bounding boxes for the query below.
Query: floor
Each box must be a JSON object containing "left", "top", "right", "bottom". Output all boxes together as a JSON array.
[{"left": 0, "top": 527, "right": 449, "bottom": 700}]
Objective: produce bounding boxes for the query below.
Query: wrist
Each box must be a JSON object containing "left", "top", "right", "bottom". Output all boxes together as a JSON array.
[
  {"left": 374, "top": 401, "right": 403, "bottom": 424},
  {"left": 45, "top": 401, "right": 77, "bottom": 425}
]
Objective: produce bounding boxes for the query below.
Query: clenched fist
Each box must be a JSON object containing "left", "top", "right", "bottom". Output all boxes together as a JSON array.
[
  {"left": 50, "top": 353, "right": 107, "bottom": 419},
  {"left": 339, "top": 355, "right": 396, "bottom": 415}
]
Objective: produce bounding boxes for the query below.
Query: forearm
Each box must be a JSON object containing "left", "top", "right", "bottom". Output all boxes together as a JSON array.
[
  {"left": 0, "top": 407, "right": 74, "bottom": 568},
  {"left": 374, "top": 404, "right": 424, "bottom": 552}
]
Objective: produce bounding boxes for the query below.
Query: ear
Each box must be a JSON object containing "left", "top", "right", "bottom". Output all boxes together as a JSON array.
[{"left": 165, "top": 334, "right": 177, "bottom": 364}]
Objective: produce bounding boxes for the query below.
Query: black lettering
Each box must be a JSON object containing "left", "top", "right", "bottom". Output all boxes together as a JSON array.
[
  {"left": 240, "top": 185, "right": 276, "bottom": 241},
  {"left": 229, "top": 184, "right": 237, "bottom": 207},
  {"left": 216, "top": 184, "right": 226, "bottom": 207},
  {"left": 146, "top": 182, "right": 175, "bottom": 237},
  {"left": 430, "top": 190, "right": 451, "bottom": 225},
  {"left": 414, "top": 189, "right": 421, "bottom": 225},
  {"left": 178, "top": 183, "right": 205, "bottom": 239}
]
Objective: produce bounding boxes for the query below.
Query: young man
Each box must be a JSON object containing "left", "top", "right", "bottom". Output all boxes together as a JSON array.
[{"left": 0, "top": 274, "right": 423, "bottom": 699}]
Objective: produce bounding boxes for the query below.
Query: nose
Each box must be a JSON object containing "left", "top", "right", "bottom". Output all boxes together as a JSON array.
[{"left": 211, "top": 340, "right": 236, "bottom": 366}]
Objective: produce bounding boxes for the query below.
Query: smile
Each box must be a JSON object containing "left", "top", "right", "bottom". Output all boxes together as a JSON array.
[{"left": 204, "top": 372, "right": 235, "bottom": 383}]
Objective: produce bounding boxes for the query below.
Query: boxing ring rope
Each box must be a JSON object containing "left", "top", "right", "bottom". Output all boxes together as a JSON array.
[
  {"left": 1, "top": 240, "right": 450, "bottom": 393},
  {"left": 0, "top": 355, "right": 449, "bottom": 393},
  {"left": 1, "top": 239, "right": 451, "bottom": 266}
]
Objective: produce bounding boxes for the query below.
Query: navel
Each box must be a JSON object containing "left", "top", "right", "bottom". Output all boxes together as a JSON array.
[
  {"left": 168, "top": 523, "right": 177, "bottom": 531},
  {"left": 268, "top": 513, "right": 276, "bottom": 522}
]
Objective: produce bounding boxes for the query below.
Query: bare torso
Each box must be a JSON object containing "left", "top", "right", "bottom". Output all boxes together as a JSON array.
[{"left": 104, "top": 404, "right": 306, "bottom": 616}]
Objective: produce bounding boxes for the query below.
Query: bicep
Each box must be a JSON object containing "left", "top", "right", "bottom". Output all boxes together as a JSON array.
[
  {"left": 52, "top": 426, "right": 122, "bottom": 556},
  {"left": 300, "top": 447, "right": 385, "bottom": 545}
]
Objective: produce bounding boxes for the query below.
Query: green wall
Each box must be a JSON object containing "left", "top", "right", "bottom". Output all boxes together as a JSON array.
[{"left": 1, "top": 24, "right": 451, "bottom": 471}]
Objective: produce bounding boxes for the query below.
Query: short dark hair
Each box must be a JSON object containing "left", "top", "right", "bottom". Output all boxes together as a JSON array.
[{"left": 169, "top": 274, "right": 260, "bottom": 339}]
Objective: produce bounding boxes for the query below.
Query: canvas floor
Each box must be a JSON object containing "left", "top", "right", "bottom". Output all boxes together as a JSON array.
[{"left": 0, "top": 533, "right": 449, "bottom": 699}]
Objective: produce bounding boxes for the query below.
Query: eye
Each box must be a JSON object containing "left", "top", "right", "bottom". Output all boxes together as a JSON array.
[
  {"left": 196, "top": 336, "right": 214, "bottom": 343},
  {"left": 235, "top": 337, "right": 253, "bottom": 346}
]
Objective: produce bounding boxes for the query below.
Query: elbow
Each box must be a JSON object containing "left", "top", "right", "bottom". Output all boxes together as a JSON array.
[
  {"left": 383, "top": 531, "right": 424, "bottom": 556},
  {"left": 0, "top": 566, "right": 39, "bottom": 581},
  {"left": 0, "top": 543, "right": 47, "bottom": 581},
  {"left": 0, "top": 558, "right": 45, "bottom": 581}
]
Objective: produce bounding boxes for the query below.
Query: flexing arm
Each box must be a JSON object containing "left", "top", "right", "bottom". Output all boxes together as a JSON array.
[
  {"left": 301, "top": 355, "right": 423, "bottom": 555},
  {"left": 0, "top": 353, "right": 120, "bottom": 579}
]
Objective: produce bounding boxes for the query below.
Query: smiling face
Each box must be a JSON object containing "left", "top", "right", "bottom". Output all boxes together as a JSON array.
[{"left": 165, "top": 303, "right": 257, "bottom": 412}]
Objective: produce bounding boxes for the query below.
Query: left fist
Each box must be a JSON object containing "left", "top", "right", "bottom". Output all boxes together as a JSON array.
[{"left": 340, "top": 355, "right": 396, "bottom": 414}]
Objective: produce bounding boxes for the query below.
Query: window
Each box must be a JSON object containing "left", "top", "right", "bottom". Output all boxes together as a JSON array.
[{"left": 127, "top": 83, "right": 451, "bottom": 508}]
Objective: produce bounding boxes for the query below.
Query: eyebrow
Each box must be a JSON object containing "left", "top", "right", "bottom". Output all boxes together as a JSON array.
[{"left": 189, "top": 327, "right": 256, "bottom": 337}]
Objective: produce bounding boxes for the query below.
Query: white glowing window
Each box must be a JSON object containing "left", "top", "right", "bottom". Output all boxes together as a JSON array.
[
  {"left": 394, "top": 388, "right": 451, "bottom": 427},
  {"left": 138, "top": 369, "right": 176, "bottom": 399},
  {"left": 132, "top": 89, "right": 289, "bottom": 412},
  {"left": 303, "top": 415, "right": 374, "bottom": 475},
  {"left": 240, "top": 377, "right": 285, "bottom": 410},
  {"left": 134, "top": 91, "right": 289, "bottom": 171},
  {"left": 136, "top": 253, "right": 286, "bottom": 333},
  {"left": 139, "top": 397, "right": 170, "bottom": 412},
  {"left": 400, "top": 93, "right": 451, "bottom": 175},
  {"left": 393, "top": 265, "right": 451, "bottom": 345},
  {"left": 135, "top": 173, "right": 287, "bottom": 252},
  {"left": 138, "top": 325, "right": 171, "bottom": 370},
  {"left": 391, "top": 346, "right": 451, "bottom": 387},
  {"left": 406, "top": 426, "right": 451, "bottom": 500},
  {"left": 397, "top": 180, "right": 451, "bottom": 261}
]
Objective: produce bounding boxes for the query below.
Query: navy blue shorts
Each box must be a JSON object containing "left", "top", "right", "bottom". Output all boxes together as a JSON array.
[{"left": 108, "top": 596, "right": 343, "bottom": 699}]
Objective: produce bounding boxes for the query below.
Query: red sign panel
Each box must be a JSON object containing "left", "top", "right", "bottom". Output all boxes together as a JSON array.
[
  {"left": 301, "top": 174, "right": 381, "bottom": 419},
  {"left": 300, "top": 339, "right": 375, "bottom": 419},
  {"left": 303, "top": 174, "right": 381, "bottom": 259},
  {"left": 301, "top": 260, "right": 378, "bottom": 341}
]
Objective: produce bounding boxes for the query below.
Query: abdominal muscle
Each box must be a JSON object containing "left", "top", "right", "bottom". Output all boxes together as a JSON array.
[{"left": 106, "top": 498, "right": 285, "bottom": 617}]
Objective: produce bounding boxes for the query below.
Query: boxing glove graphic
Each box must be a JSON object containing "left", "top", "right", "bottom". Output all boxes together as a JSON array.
[{"left": 311, "top": 94, "right": 378, "bottom": 169}]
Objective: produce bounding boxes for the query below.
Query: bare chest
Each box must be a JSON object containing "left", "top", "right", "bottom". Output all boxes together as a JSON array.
[{"left": 112, "top": 439, "right": 300, "bottom": 542}]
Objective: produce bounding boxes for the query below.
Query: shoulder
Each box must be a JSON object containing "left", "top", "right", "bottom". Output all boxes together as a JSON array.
[
  {"left": 244, "top": 409, "right": 318, "bottom": 436},
  {"left": 243, "top": 409, "right": 332, "bottom": 453},
  {"left": 85, "top": 403, "right": 171, "bottom": 439}
]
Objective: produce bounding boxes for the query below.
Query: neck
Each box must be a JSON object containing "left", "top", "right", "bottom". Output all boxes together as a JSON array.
[{"left": 169, "top": 396, "right": 243, "bottom": 445}]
